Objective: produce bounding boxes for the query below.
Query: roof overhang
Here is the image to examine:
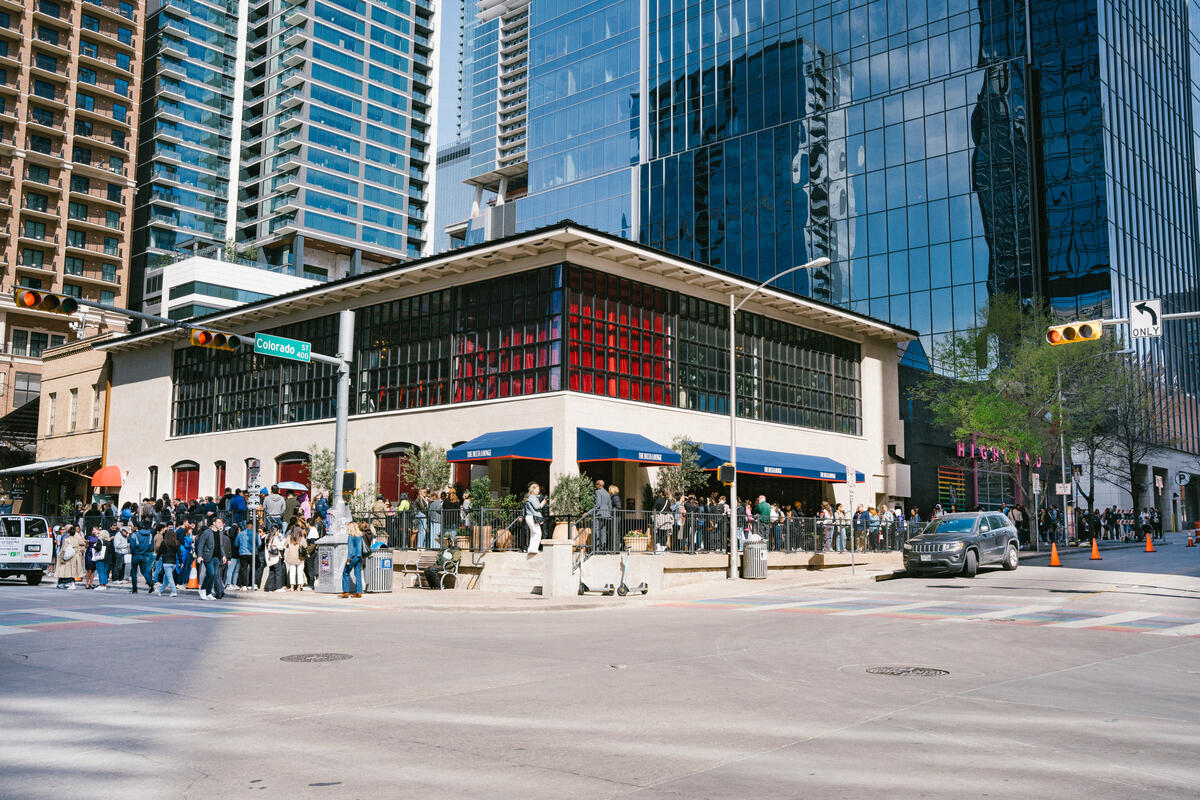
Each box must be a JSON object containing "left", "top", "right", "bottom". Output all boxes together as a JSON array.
[{"left": 96, "top": 223, "right": 916, "bottom": 356}]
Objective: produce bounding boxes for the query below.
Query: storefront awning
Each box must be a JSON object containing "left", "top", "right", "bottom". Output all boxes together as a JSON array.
[
  {"left": 447, "top": 427, "right": 553, "bottom": 463},
  {"left": 577, "top": 428, "right": 682, "bottom": 465},
  {"left": 696, "top": 444, "right": 865, "bottom": 482},
  {"left": 91, "top": 465, "right": 123, "bottom": 488},
  {"left": 0, "top": 455, "right": 101, "bottom": 478}
]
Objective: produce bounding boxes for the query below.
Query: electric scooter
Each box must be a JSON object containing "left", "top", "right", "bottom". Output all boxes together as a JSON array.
[
  {"left": 577, "top": 539, "right": 615, "bottom": 596},
  {"left": 616, "top": 547, "right": 648, "bottom": 596}
]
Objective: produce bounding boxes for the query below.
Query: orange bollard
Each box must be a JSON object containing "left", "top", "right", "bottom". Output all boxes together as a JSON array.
[
  {"left": 1049, "top": 542, "right": 1061, "bottom": 566},
  {"left": 186, "top": 559, "right": 199, "bottom": 589},
  {"left": 1145, "top": 534, "right": 1155, "bottom": 553},
  {"left": 1090, "top": 538, "right": 1102, "bottom": 560}
]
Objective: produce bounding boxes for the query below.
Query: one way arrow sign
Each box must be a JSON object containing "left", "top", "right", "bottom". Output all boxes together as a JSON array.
[{"left": 1130, "top": 298, "right": 1162, "bottom": 339}]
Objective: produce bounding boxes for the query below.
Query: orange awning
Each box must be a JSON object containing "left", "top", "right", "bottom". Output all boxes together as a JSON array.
[{"left": 91, "top": 465, "right": 123, "bottom": 488}]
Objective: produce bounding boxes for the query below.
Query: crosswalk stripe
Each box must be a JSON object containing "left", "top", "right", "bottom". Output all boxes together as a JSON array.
[
  {"left": 13, "top": 609, "right": 146, "bottom": 626},
  {"left": 1149, "top": 622, "right": 1200, "bottom": 637},
  {"left": 940, "top": 604, "right": 1060, "bottom": 623},
  {"left": 837, "top": 601, "right": 941, "bottom": 616},
  {"left": 738, "top": 597, "right": 857, "bottom": 612},
  {"left": 1049, "top": 611, "right": 1155, "bottom": 629},
  {"left": 0, "top": 626, "right": 35, "bottom": 635},
  {"left": 119, "top": 604, "right": 226, "bottom": 617}
]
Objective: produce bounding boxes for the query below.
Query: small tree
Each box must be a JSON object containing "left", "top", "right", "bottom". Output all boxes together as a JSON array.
[
  {"left": 400, "top": 442, "right": 450, "bottom": 493},
  {"left": 307, "top": 443, "right": 335, "bottom": 496},
  {"left": 1092, "top": 362, "right": 1172, "bottom": 511},
  {"left": 346, "top": 482, "right": 379, "bottom": 516},
  {"left": 549, "top": 472, "right": 596, "bottom": 520},
  {"left": 655, "top": 436, "right": 708, "bottom": 498}
]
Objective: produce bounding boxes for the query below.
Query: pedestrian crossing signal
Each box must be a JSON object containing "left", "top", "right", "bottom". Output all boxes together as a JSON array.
[
  {"left": 717, "top": 463, "right": 735, "bottom": 484},
  {"left": 189, "top": 329, "right": 244, "bottom": 352},
  {"left": 12, "top": 288, "right": 79, "bottom": 315},
  {"left": 1045, "top": 320, "right": 1103, "bottom": 345}
]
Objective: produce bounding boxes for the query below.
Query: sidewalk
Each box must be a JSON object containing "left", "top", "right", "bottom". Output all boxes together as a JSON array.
[
  {"left": 1021, "top": 531, "right": 1182, "bottom": 561},
  {"left": 208, "top": 562, "right": 897, "bottom": 612}
]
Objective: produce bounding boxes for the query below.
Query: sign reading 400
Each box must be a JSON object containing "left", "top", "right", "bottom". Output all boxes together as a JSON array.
[{"left": 254, "top": 332, "right": 311, "bottom": 363}]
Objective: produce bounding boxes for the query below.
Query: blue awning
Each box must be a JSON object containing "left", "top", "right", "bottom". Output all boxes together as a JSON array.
[
  {"left": 446, "top": 427, "right": 553, "bottom": 463},
  {"left": 577, "top": 428, "right": 682, "bottom": 465},
  {"left": 695, "top": 443, "right": 865, "bottom": 482}
]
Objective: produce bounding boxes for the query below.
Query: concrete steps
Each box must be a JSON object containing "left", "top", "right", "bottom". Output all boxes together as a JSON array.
[{"left": 474, "top": 551, "right": 543, "bottom": 594}]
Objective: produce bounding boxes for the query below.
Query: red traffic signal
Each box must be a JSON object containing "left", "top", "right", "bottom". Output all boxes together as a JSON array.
[
  {"left": 189, "top": 329, "right": 244, "bottom": 352},
  {"left": 12, "top": 288, "right": 79, "bottom": 315},
  {"left": 1046, "top": 320, "right": 1103, "bottom": 346}
]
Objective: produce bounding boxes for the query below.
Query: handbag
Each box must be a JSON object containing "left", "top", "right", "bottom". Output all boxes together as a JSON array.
[
  {"left": 92, "top": 544, "right": 106, "bottom": 561},
  {"left": 60, "top": 542, "right": 76, "bottom": 562}
]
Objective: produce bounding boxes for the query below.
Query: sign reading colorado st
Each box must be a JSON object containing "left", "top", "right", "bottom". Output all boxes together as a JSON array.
[{"left": 254, "top": 332, "right": 312, "bottom": 363}]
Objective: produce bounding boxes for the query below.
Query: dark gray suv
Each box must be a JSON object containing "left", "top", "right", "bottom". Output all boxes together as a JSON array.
[{"left": 903, "top": 512, "right": 1020, "bottom": 577}]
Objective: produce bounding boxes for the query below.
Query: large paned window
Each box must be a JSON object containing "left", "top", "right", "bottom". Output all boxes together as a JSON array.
[
  {"left": 452, "top": 266, "right": 563, "bottom": 403},
  {"left": 565, "top": 266, "right": 673, "bottom": 406},
  {"left": 356, "top": 290, "right": 453, "bottom": 413}
]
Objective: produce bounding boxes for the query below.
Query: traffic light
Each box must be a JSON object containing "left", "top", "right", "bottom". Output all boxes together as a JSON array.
[
  {"left": 189, "top": 329, "right": 245, "bottom": 351},
  {"left": 341, "top": 469, "right": 357, "bottom": 492},
  {"left": 1045, "top": 320, "right": 1103, "bottom": 346},
  {"left": 12, "top": 288, "right": 78, "bottom": 315},
  {"left": 717, "top": 463, "right": 736, "bottom": 484}
]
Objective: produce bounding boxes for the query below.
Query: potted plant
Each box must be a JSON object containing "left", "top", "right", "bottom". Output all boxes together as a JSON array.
[
  {"left": 455, "top": 526, "right": 472, "bottom": 552},
  {"left": 622, "top": 529, "right": 650, "bottom": 552},
  {"left": 549, "top": 472, "right": 596, "bottom": 543}
]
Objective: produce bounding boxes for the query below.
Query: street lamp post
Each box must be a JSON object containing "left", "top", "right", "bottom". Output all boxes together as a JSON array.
[{"left": 728, "top": 257, "right": 831, "bottom": 579}]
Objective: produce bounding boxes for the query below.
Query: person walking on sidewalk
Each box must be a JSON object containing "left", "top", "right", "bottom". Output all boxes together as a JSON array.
[
  {"left": 56, "top": 526, "right": 85, "bottom": 590},
  {"left": 195, "top": 522, "right": 217, "bottom": 600},
  {"left": 284, "top": 528, "right": 305, "bottom": 591},
  {"left": 235, "top": 522, "right": 259, "bottom": 589},
  {"left": 341, "top": 522, "right": 366, "bottom": 598},
  {"left": 155, "top": 527, "right": 180, "bottom": 597},
  {"left": 129, "top": 524, "right": 156, "bottom": 595}
]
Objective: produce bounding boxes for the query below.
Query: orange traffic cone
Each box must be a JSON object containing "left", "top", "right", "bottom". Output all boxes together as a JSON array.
[
  {"left": 1090, "top": 538, "right": 1101, "bottom": 560},
  {"left": 1187, "top": 532, "right": 1194, "bottom": 547},
  {"left": 1049, "top": 542, "right": 1061, "bottom": 566},
  {"left": 186, "top": 559, "right": 199, "bottom": 589},
  {"left": 1144, "top": 534, "right": 1155, "bottom": 553}
]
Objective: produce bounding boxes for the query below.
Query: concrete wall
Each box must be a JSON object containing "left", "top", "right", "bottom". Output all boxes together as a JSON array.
[{"left": 37, "top": 338, "right": 112, "bottom": 463}]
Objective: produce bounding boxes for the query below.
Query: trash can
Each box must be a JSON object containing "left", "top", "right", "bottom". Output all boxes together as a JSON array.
[
  {"left": 363, "top": 547, "right": 394, "bottom": 593},
  {"left": 742, "top": 540, "right": 768, "bottom": 579},
  {"left": 314, "top": 536, "right": 348, "bottom": 594}
]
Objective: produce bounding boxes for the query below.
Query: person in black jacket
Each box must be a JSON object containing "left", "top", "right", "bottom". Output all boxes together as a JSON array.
[{"left": 195, "top": 522, "right": 217, "bottom": 600}]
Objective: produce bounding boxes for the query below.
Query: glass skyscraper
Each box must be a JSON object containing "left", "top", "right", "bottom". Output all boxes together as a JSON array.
[
  {"left": 452, "top": 0, "right": 1200, "bottom": 454},
  {"left": 133, "top": 0, "right": 240, "bottom": 311},
  {"left": 235, "top": 0, "right": 434, "bottom": 279}
]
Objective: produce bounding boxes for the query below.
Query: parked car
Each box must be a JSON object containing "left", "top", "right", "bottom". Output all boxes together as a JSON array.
[
  {"left": 902, "top": 512, "right": 1019, "bottom": 577},
  {"left": 0, "top": 515, "right": 53, "bottom": 585}
]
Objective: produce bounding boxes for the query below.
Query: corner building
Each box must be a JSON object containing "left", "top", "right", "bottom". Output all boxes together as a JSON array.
[
  {"left": 99, "top": 224, "right": 913, "bottom": 512},
  {"left": 0, "top": 0, "right": 143, "bottom": 416}
]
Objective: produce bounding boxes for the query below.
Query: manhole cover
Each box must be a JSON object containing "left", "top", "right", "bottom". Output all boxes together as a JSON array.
[
  {"left": 866, "top": 666, "right": 949, "bottom": 677},
  {"left": 280, "top": 653, "right": 353, "bottom": 663}
]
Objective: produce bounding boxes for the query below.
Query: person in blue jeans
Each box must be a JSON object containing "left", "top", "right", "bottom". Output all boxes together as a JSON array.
[
  {"left": 340, "top": 522, "right": 365, "bottom": 598},
  {"left": 128, "top": 525, "right": 156, "bottom": 594}
]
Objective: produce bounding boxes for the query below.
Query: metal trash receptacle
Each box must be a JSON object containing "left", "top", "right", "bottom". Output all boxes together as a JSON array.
[
  {"left": 315, "top": 536, "right": 348, "bottom": 594},
  {"left": 742, "top": 540, "right": 768, "bottom": 579},
  {"left": 363, "top": 547, "right": 394, "bottom": 593}
]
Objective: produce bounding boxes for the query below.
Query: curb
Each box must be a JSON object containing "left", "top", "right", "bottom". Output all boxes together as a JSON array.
[{"left": 1021, "top": 540, "right": 1173, "bottom": 560}]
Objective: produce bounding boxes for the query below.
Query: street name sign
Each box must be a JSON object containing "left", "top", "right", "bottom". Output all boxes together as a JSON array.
[
  {"left": 1129, "top": 298, "right": 1162, "bottom": 339},
  {"left": 1055, "top": 482, "right": 1072, "bottom": 496},
  {"left": 254, "top": 332, "right": 311, "bottom": 363}
]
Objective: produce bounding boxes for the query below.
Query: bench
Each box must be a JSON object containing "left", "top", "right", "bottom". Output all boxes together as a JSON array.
[{"left": 402, "top": 550, "right": 459, "bottom": 589}]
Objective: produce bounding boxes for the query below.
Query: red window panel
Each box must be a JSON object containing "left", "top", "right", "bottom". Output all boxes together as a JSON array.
[
  {"left": 214, "top": 463, "right": 226, "bottom": 496},
  {"left": 277, "top": 459, "right": 310, "bottom": 487},
  {"left": 173, "top": 466, "right": 199, "bottom": 502}
]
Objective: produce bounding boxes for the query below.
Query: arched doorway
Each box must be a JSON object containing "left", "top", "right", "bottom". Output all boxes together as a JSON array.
[
  {"left": 375, "top": 443, "right": 417, "bottom": 503},
  {"left": 275, "top": 451, "right": 311, "bottom": 488},
  {"left": 172, "top": 460, "right": 199, "bottom": 502}
]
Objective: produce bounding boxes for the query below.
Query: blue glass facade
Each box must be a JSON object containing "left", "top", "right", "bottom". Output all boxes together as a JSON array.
[{"left": 455, "top": 0, "right": 1200, "bottom": 453}]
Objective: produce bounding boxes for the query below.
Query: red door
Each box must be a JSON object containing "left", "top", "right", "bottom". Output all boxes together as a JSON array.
[
  {"left": 173, "top": 465, "right": 199, "bottom": 501},
  {"left": 276, "top": 459, "right": 310, "bottom": 488},
  {"left": 376, "top": 452, "right": 416, "bottom": 502}
]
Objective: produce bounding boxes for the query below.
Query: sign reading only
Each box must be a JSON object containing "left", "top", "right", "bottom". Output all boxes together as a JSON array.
[{"left": 254, "top": 332, "right": 311, "bottom": 363}]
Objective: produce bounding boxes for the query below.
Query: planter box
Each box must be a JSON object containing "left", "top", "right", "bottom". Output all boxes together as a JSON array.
[
  {"left": 455, "top": 535, "right": 471, "bottom": 551},
  {"left": 624, "top": 536, "right": 649, "bottom": 552}
]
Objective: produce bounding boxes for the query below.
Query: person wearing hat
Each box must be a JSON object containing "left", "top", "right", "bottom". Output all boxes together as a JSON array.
[{"left": 423, "top": 534, "right": 461, "bottom": 590}]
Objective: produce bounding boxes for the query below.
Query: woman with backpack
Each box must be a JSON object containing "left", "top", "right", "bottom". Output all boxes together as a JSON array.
[
  {"left": 283, "top": 528, "right": 305, "bottom": 590},
  {"left": 156, "top": 528, "right": 180, "bottom": 597}
]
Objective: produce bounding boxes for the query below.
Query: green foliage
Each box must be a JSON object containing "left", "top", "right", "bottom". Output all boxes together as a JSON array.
[
  {"left": 306, "top": 443, "right": 334, "bottom": 495},
  {"left": 549, "top": 472, "right": 596, "bottom": 518},
  {"left": 400, "top": 442, "right": 451, "bottom": 492},
  {"left": 655, "top": 436, "right": 707, "bottom": 498},
  {"left": 468, "top": 475, "right": 493, "bottom": 506}
]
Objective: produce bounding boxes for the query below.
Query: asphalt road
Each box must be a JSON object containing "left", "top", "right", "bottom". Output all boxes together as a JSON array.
[{"left": 2, "top": 545, "right": 1199, "bottom": 799}]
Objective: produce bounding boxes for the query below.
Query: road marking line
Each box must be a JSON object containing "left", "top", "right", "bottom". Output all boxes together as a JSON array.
[
  {"left": 14, "top": 609, "right": 146, "bottom": 626},
  {"left": 941, "top": 604, "right": 1061, "bottom": 623},
  {"left": 1149, "top": 622, "right": 1200, "bottom": 637},
  {"left": 837, "top": 601, "right": 941, "bottom": 616},
  {"left": 1049, "top": 612, "right": 1155, "bottom": 629},
  {"left": 739, "top": 597, "right": 857, "bottom": 612},
  {"left": 119, "top": 604, "right": 226, "bottom": 617},
  {"left": 0, "top": 626, "right": 35, "bottom": 635}
]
